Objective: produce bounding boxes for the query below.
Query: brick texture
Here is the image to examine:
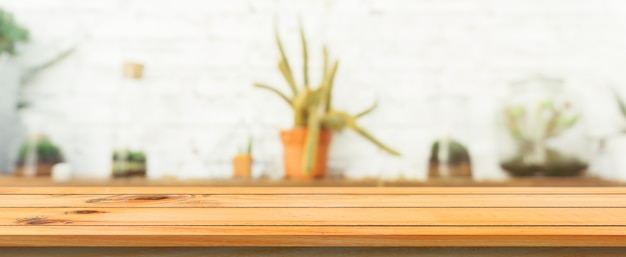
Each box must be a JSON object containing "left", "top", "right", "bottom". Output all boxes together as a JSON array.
[{"left": 1, "top": 0, "right": 625, "bottom": 180}]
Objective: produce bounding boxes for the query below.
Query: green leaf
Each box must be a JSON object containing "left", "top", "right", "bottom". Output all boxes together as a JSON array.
[
  {"left": 253, "top": 83, "right": 292, "bottom": 106},
  {"left": 275, "top": 27, "right": 298, "bottom": 95},
  {"left": 323, "top": 60, "right": 339, "bottom": 112},
  {"left": 0, "top": 9, "right": 29, "bottom": 56},
  {"left": 299, "top": 22, "right": 309, "bottom": 89},
  {"left": 303, "top": 105, "right": 321, "bottom": 173},
  {"left": 355, "top": 100, "right": 378, "bottom": 118}
]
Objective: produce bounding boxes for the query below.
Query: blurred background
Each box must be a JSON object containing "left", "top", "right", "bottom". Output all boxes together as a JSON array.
[{"left": 2, "top": 0, "right": 626, "bottom": 183}]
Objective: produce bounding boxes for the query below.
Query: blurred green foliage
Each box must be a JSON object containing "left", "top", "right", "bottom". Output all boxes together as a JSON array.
[{"left": 0, "top": 8, "right": 29, "bottom": 56}]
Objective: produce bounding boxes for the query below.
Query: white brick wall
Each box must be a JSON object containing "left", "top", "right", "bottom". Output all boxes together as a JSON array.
[{"left": 2, "top": 0, "right": 626, "bottom": 180}]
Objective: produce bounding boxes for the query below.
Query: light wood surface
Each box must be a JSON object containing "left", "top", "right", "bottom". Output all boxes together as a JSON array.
[
  {"left": 2, "top": 247, "right": 626, "bottom": 257},
  {"left": 1, "top": 187, "right": 626, "bottom": 247},
  {"left": 6, "top": 247, "right": 626, "bottom": 257}
]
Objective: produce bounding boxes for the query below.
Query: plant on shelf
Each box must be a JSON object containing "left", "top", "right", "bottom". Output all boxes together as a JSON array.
[
  {"left": 428, "top": 138, "right": 472, "bottom": 179},
  {"left": 501, "top": 100, "right": 587, "bottom": 177},
  {"left": 254, "top": 24, "right": 400, "bottom": 179},
  {"left": 232, "top": 136, "right": 253, "bottom": 178},
  {"left": 14, "top": 135, "right": 64, "bottom": 177},
  {"left": 0, "top": 8, "right": 29, "bottom": 57},
  {"left": 112, "top": 150, "right": 147, "bottom": 178}
]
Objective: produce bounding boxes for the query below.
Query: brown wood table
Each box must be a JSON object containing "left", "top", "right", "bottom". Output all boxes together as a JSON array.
[
  {"left": 1, "top": 186, "right": 626, "bottom": 256},
  {"left": 2, "top": 177, "right": 626, "bottom": 256}
]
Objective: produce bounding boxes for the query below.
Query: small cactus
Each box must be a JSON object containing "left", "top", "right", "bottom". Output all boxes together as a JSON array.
[
  {"left": 14, "top": 135, "right": 64, "bottom": 176},
  {"left": 112, "top": 150, "right": 147, "bottom": 178},
  {"left": 16, "top": 135, "right": 63, "bottom": 166},
  {"left": 254, "top": 23, "right": 401, "bottom": 173}
]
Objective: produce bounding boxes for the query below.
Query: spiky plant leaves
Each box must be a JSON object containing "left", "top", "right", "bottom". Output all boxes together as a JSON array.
[
  {"left": 347, "top": 118, "right": 401, "bottom": 156},
  {"left": 246, "top": 136, "right": 253, "bottom": 155},
  {"left": 255, "top": 22, "right": 402, "bottom": 164},
  {"left": 355, "top": 100, "right": 378, "bottom": 118},
  {"left": 253, "top": 83, "right": 292, "bottom": 106},
  {"left": 323, "top": 60, "right": 339, "bottom": 112},
  {"left": 278, "top": 59, "right": 297, "bottom": 94},
  {"left": 292, "top": 90, "right": 310, "bottom": 126},
  {"left": 303, "top": 104, "right": 322, "bottom": 173},
  {"left": 275, "top": 28, "right": 298, "bottom": 95},
  {"left": 299, "top": 23, "right": 309, "bottom": 90}
]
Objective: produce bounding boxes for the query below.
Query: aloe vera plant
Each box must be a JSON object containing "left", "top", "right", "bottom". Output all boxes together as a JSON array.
[{"left": 254, "top": 24, "right": 400, "bottom": 173}]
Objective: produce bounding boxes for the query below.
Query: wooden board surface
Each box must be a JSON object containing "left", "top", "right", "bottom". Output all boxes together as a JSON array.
[
  {"left": 1, "top": 187, "right": 626, "bottom": 247},
  {"left": 3, "top": 247, "right": 626, "bottom": 257}
]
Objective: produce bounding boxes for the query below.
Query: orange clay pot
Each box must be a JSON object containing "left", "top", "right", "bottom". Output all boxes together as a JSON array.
[
  {"left": 232, "top": 155, "right": 253, "bottom": 178},
  {"left": 280, "top": 128, "right": 332, "bottom": 179}
]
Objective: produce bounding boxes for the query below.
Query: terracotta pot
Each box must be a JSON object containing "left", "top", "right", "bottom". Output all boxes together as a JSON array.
[
  {"left": 232, "top": 155, "right": 253, "bottom": 178},
  {"left": 14, "top": 163, "right": 54, "bottom": 177},
  {"left": 280, "top": 128, "right": 332, "bottom": 179}
]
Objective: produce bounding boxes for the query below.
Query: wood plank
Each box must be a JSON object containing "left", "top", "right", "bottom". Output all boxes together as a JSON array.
[
  {"left": 2, "top": 207, "right": 626, "bottom": 226},
  {"left": 2, "top": 247, "right": 626, "bottom": 257},
  {"left": 1, "top": 226, "right": 626, "bottom": 246},
  {"left": 3, "top": 187, "right": 626, "bottom": 194},
  {"left": 2, "top": 187, "right": 626, "bottom": 247},
  {"left": 2, "top": 194, "right": 626, "bottom": 207}
]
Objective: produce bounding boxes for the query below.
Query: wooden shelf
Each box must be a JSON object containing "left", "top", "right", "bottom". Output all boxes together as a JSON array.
[{"left": 1, "top": 186, "right": 626, "bottom": 247}]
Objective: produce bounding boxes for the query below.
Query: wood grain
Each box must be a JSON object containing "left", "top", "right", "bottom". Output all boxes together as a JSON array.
[
  {"left": 3, "top": 247, "right": 626, "bottom": 257},
  {"left": 3, "top": 194, "right": 626, "bottom": 207},
  {"left": 4, "top": 207, "right": 626, "bottom": 226},
  {"left": 1, "top": 187, "right": 626, "bottom": 247},
  {"left": 3, "top": 186, "right": 626, "bottom": 194}
]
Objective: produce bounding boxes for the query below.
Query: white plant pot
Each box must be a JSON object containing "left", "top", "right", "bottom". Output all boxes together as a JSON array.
[{"left": 606, "top": 135, "right": 626, "bottom": 182}]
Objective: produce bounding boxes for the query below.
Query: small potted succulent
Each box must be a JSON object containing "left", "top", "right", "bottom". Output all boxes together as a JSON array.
[
  {"left": 428, "top": 138, "right": 472, "bottom": 179},
  {"left": 112, "top": 150, "right": 147, "bottom": 178},
  {"left": 254, "top": 24, "right": 400, "bottom": 179},
  {"left": 14, "top": 135, "right": 64, "bottom": 177},
  {"left": 232, "top": 137, "right": 253, "bottom": 178}
]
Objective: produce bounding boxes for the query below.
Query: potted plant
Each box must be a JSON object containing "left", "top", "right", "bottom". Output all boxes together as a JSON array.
[
  {"left": 500, "top": 101, "right": 587, "bottom": 177},
  {"left": 232, "top": 137, "right": 253, "bottom": 178},
  {"left": 0, "top": 8, "right": 76, "bottom": 175},
  {"left": 0, "top": 8, "right": 28, "bottom": 174},
  {"left": 428, "top": 138, "right": 472, "bottom": 179},
  {"left": 14, "top": 135, "right": 64, "bottom": 177},
  {"left": 112, "top": 150, "right": 147, "bottom": 178},
  {"left": 254, "top": 24, "right": 401, "bottom": 179}
]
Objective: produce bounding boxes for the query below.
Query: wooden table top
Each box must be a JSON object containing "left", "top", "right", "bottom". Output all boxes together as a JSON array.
[{"left": 1, "top": 187, "right": 626, "bottom": 247}]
